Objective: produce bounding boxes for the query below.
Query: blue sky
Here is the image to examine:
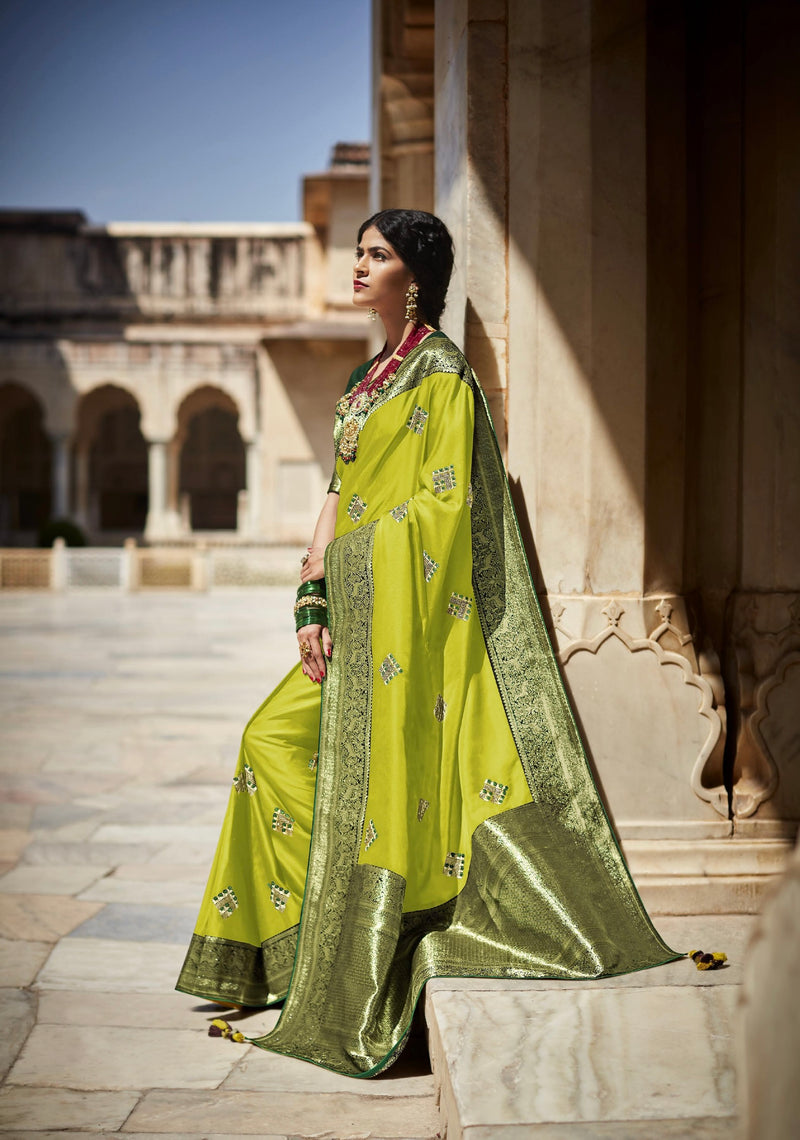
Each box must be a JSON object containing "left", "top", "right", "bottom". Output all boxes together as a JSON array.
[{"left": 0, "top": 0, "right": 371, "bottom": 223}]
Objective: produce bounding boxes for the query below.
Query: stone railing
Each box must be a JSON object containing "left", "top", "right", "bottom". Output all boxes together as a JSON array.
[
  {"left": 0, "top": 220, "right": 314, "bottom": 323},
  {"left": 0, "top": 540, "right": 301, "bottom": 590}
]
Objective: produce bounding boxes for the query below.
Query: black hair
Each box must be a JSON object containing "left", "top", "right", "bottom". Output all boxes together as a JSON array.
[{"left": 357, "top": 209, "right": 455, "bottom": 326}]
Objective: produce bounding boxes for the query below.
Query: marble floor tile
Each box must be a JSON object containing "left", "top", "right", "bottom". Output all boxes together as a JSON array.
[
  {"left": 91, "top": 824, "right": 221, "bottom": 847},
  {"left": 0, "top": 938, "right": 52, "bottom": 986},
  {"left": 0, "top": 864, "right": 108, "bottom": 896},
  {"left": 0, "top": 828, "right": 32, "bottom": 861},
  {"left": 21, "top": 842, "right": 163, "bottom": 866},
  {"left": 7, "top": 1025, "right": 241, "bottom": 1091},
  {"left": 0, "top": 893, "right": 103, "bottom": 941},
  {"left": 225, "top": 1036, "right": 435, "bottom": 1098},
  {"left": 0, "top": 802, "right": 33, "bottom": 828},
  {"left": 0, "top": 989, "right": 35, "bottom": 1082},
  {"left": 124, "top": 1088, "right": 441, "bottom": 1137},
  {"left": 67, "top": 902, "right": 198, "bottom": 944},
  {"left": 429, "top": 984, "right": 738, "bottom": 1130},
  {"left": 111, "top": 862, "right": 211, "bottom": 883},
  {"left": 455, "top": 1121, "right": 736, "bottom": 1140},
  {"left": 37, "top": 988, "right": 217, "bottom": 1029},
  {"left": 0, "top": 1087, "right": 140, "bottom": 1134},
  {"left": 79, "top": 877, "right": 205, "bottom": 906},
  {"left": 35, "top": 937, "right": 186, "bottom": 994}
]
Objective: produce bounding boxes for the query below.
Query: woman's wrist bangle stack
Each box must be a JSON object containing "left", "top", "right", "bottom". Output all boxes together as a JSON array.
[{"left": 295, "top": 578, "right": 327, "bottom": 632}]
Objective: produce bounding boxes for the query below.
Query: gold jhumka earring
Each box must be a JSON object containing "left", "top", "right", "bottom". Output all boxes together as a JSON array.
[
  {"left": 368, "top": 308, "right": 378, "bottom": 321},
  {"left": 404, "top": 282, "right": 419, "bottom": 322}
]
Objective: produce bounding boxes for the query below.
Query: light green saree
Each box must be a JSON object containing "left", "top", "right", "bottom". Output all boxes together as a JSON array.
[{"left": 176, "top": 331, "right": 680, "bottom": 1076}]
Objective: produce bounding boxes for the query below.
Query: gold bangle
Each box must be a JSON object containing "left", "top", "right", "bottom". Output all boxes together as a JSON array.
[{"left": 294, "top": 595, "right": 327, "bottom": 615}]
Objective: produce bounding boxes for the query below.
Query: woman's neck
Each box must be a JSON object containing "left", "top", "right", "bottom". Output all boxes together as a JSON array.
[{"left": 381, "top": 315, "right": 417, "bottom": 357}]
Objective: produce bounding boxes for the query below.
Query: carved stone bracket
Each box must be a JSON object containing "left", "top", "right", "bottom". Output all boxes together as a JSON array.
[
  {"left": 556, "top": 597, "right": 727, "bottom": 818},
  {"left": 731, "top": 593, "right": 800, "bottom": 819}
]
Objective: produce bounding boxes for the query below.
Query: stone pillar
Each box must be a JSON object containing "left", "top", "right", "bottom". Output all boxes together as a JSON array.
[
  {"left": 144, "top": 439, "right": 168, "bottom": 541},
  {"left": 50, "top": 434, "right": 70, "bottom": 519},
  {"left": 144, "top": 437, "right": 183, "bottom": 541},
  {"left": 245, "top": 438, "right": 260, "bottom": 537},
  {"left": 436, "top": 0, "right": 509, "bottom": 450}
]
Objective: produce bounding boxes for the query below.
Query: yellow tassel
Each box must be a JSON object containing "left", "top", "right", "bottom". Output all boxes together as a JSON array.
[
  {"left": 688, "top": 949, "right": 728, "bottom": 971},
  {"left": 208, "top": 1017, "right": 246, "bottom": 1042}
]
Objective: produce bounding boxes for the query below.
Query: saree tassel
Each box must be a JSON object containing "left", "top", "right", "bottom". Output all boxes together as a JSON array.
[
  {"left": 688, "top": 949, "right": 728, "bottom": 971},
  {"left": 208, "top": 1017, "right": 245, "bottom": 1042}
]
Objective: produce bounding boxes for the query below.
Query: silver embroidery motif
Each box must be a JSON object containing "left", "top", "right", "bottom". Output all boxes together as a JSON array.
[
  {"left": 272, "top": 807, "right": 294, "bottom": 835},
  {"left": 406, "top": 405, "right": 429, "bottom": 435},
  {"left": 443, "top": 852, "right": 465, "bottom": 878},
  {"left": 364, "top": 818, "right": 378, "bottom": 849},
  {"left": 308, "top": 751, "right": 318, "bottom": 771},
  {"left": 433, "top": 694, "right": 447, "bottom": 722},
  {"left": 423, "top": 550, "right": 439, "bottom": 582},
  {"left": 212, "top": 886, "right": 238, "bottom": 918},
  {"left": 479, "top": 778, "right": 509, "bottom": 805},
  {"left": 433, "top": 464, "right": 456, "bottom": 494},
  {"left": 347, "top": 493, "right": 367, "bottom": 523},
  {"left": 417, "top": 798, "right": 430, "bottom": 821},
  {"left": 466, "top": 482, "right": 474, "bottom": 508},
  {"left": 447, "top": 592, "right": 473, "bottom": 621},
  {"left": 269, "top": 881, "right": 291, "bottom": 911},
  {"left": 379, "top": 653, "right": 403, "bottom": 685},
  {"left": 390, "top": 501, "right": 409, "bottom": 522}
]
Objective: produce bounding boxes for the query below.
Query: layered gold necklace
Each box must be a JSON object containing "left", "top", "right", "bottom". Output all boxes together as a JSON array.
[{"left": 335, "top": 323, "right": 434, "bottom": 464}]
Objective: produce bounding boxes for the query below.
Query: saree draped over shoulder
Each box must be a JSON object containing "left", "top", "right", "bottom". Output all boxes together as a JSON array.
[{"left": 176, "top": 331, "right": 680, "bottom": 1076}]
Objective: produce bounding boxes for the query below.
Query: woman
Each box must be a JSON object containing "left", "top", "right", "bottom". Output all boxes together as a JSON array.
[{"left": 176, "top": 209, "right": 682, "bottom": 1077}]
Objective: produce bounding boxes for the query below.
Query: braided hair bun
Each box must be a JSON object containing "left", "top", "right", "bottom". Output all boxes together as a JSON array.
[{"left": 357, "top": 210, "right": 455, "bottom": 327}]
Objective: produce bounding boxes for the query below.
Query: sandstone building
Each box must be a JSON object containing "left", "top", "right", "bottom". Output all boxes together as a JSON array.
[{"left": 0, "top": 143, "right": 370, "bottom": 546}]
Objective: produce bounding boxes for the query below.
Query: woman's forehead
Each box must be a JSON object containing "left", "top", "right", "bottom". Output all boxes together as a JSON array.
[{"left": 359, "top": 224, "right": 394, "bottom": 252}]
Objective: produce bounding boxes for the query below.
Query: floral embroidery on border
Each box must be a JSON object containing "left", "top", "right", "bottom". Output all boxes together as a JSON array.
[
  {"left": 390, "top": 501, "right": 409, "bottom": 522},
  {"left": 423, "top": 550, "right": 439, "bottom": 582},
  {"left": 347, "top": 493, "right": 367, "bottom": 523},
  {"left": 269, "top": 881, "right": 291, "bottom": 911},
  {"left": 406, "top": 405, "right": 429, "bottom": 435},
  {"left": 379, "top": 653, "right": 403, "bottom": 685},
  {"left": 447, "top": 592, "right": 473, "bottom": 621},
  {"left": 466, "top": 481, "right": 474, "bottom": 508},
  {"left": 432, "top": 464, "right": 456, "bottom": 494},
  {"left": 443, "top": 852, "right": 465, "bottom": 878},
  {"left": 479, "top": 778, "right": 509, "bottom": 805},
  {"left": 364, "top": 818, "right": 378, "bottom": 849},
  {"left": 417, "top": 798, "right": 430, "bottom": 822},
  {"left": 212, "top": 886, "right": 238, "bottom": 918},
  {"left": 272, "top": 807, "right": 295, "bottom": 835}
]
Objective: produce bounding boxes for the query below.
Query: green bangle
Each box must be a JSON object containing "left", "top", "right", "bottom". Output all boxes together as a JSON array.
[
  {"left": 296, "top": 578, "right": 326, "bottom": 600},
  {"left": 295, "top": 605, "right": 328, "bottom": 633}
]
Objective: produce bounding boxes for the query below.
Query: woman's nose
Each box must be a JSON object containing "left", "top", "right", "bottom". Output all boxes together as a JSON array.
[{"left": 355, "top": 252, "right": 368, "bottom": 273}]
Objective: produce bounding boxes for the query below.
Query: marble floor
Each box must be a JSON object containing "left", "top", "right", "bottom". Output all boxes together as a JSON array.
[{"left": 0, "top": 590, "right": 440, "bottom": 1140}]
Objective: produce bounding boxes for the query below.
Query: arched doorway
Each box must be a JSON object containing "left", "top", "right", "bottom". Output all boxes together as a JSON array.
[
  {"left": 177, "top": 387, "right": 246, "bottom": 531},
  {"left": 0, "top": 382, "right": 52, "bottom": 540},
  {"left": 75, "top": 385, "right": 148, "bottom": 534}
]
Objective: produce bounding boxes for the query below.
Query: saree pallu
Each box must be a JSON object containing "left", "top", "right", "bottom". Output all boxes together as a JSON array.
[{"left": 176, "top": 331, "right": 680, "bottom": 1076}]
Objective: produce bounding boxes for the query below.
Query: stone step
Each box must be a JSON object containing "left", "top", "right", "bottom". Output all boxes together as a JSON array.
[{"left": 425, "top": 914, "right": 752, "bottom": 1139}]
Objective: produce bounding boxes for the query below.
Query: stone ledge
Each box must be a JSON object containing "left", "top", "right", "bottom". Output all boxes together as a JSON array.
[{"left": 426, "top": 915, "right": 752, "bottom": 1140}]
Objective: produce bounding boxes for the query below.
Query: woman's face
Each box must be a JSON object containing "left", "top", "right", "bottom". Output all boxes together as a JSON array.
[{"left": 352, "top": 225, "right": 415, "bottom": 317}]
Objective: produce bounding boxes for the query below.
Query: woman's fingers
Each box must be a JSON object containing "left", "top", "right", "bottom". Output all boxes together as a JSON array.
[
  {"left": 321, "top": 627, "right": 333, "bottom": 660},
  {"left": 297, "top": 624, "right": 328, "bottom": 683}
]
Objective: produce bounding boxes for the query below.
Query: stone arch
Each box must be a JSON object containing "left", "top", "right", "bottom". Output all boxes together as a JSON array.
[
  {"left": 0, "top": 381, "right": 52, "bottom": 540},
  {"left": 75, "top": 384, "right": 148, "bottom": 534},
  {"left": 176, "top": 385, "right": 246, "bottom": 531}
]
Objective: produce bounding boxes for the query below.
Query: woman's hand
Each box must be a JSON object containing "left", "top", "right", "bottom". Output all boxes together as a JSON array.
[
  {"left": 300, "top": 545, "right": 327, "bottom": 583},
  {"left": 297, "top": 623, "right": 333, "bottom": 683}
]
